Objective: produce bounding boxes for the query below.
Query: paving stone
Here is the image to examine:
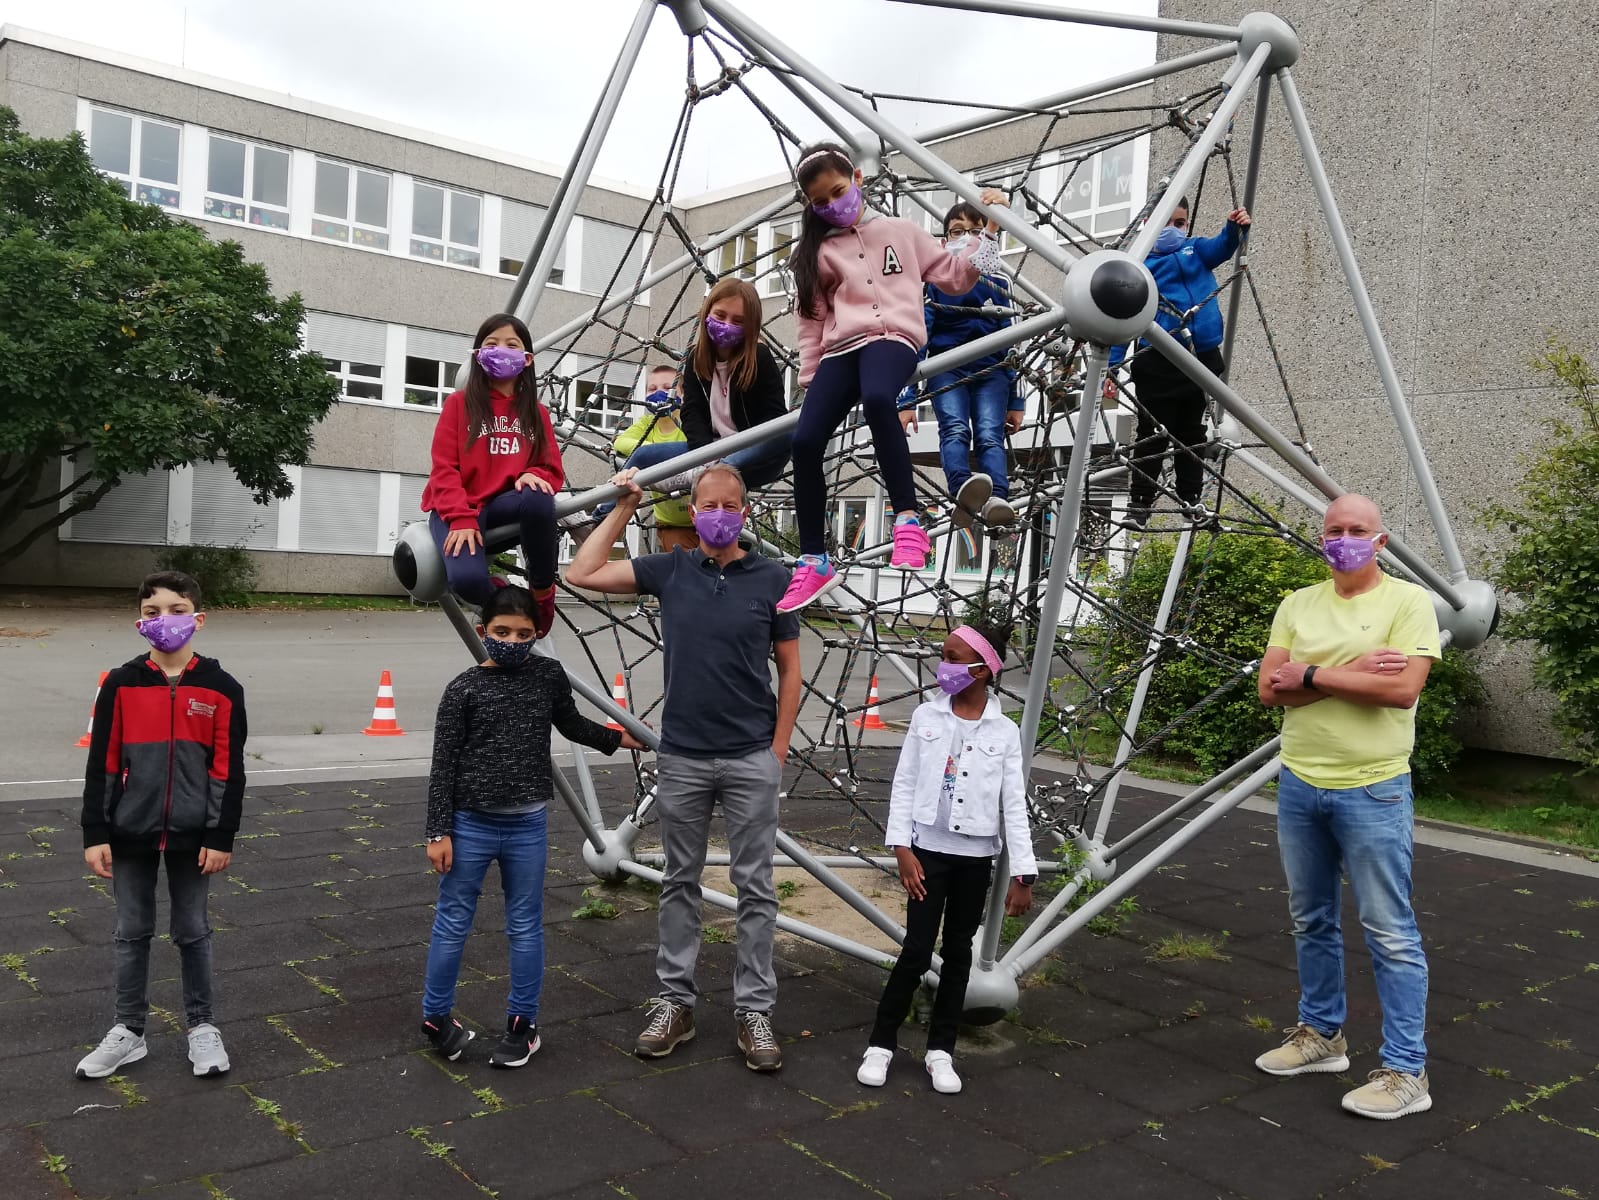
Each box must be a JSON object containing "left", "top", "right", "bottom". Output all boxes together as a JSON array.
[
  {"left": 209, "top": 887, "right": 356, "bottom": 928},
  {"left": 1007, "top": 976, "right": 1161, "bottom": 1046},
  {"left": 224, "top": 853, "right": 365, "bottom": 892},
  {"left": 325, "top": 871, "right": 442, "bottom": 912},
  {"left": 208, "top": 921, "right": 345, "bottom": 972},
  {"left": 273, "top": 994, "right": 419, "bottom": 1065},
  {"left": 609, "top": 1138, "right": 876, "bottom": 1199},
  {"left": 0, "top": 1126, "right": 76, "bottom": 1200},
  {"left": 313, "top": 906, "right": 436, "bottom": 952},
  {"left": 1042, "top": 1030, "right": 1261, "bottom": 1116},
  {"left": 245, "top": 1052, "right": 482, "bottom": 1149},
  {"left": 600, "top": 1055, "right": 833, "bottom": 1151},
  {"left": 0, "top": 852, "right": 94, "bottom": 885},
  {"left": 1444, "top": 1109, "right": 1599, "bottom": 1192},
  {"left": 1145, "top": 1104, "right": 1373, "bottom": 1199},
  {"left": 927, "top": 1062, "right": 1155, "bottom": 1155},
  {"left": 0, "top": 1048, "right": 132, "bottom": 1128},
  {"left": 0, "top": 991, "right": 116, "bottom": 1059},
  {"left": 231, "top": 829, "right": 362, "bottom": 861},
  {"left": 990, "top": 1141, "right": 1248, "bottom": 1200},
  {"left": 446, "top": 1094, "right": 679, "bottom": 1194},
  {"left": 208, "top": 1131, "right": 488, "bottom": 1200},
  {"left": 786, "top": 1103, "right": 1031, "bottom": 1198},
  {"left": 1335, "top": 1145, "right": 1553, "bottom": 1198},
  {"left": 1427, "top": 1014, "right": 1593, "bottom": 1088},
  {"left": 255, "top": 807, "right": 370, "bottom": 835},
  {"left": 1229, "top": 1068, "right": 1471, "bottom": 1160},
  {"left": 125, "top": 1020, "right": 322, "bottom": 1099},
  {"left": 304, "top": 944, "right": 424, "bottom": 1005},
  {"left": 1472, "top": 989, "right": 1599, "bottom": 1058}
]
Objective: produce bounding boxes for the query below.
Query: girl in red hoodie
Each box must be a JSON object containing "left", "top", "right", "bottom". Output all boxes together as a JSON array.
[{"left": 421, "top": 313, "right": 564, "bottom": 638}]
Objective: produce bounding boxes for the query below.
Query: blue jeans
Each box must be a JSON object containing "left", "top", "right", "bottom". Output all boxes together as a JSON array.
[
  {"left": 1275, "top": 767, "right": 1428, "bottom": 1074},
  {"left": 422, "top": 808, "right": 549, "bottom": 1022},
  {"left": 596, "top": 434, "right": 793, "bottom": 516},
  {"left": 928, "top": 370, "right": 1014, "bottom": 499},
  {"left": 428, "top": 487, "right": 557, "bottom": 606}
]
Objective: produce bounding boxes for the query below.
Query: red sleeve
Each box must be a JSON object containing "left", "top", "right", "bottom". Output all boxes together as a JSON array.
[
  {"left": 426, "top": 393, "right": 479, "bottom": 530},
  {"left": 526, "top": 402, "right": 565, "bottom": 491}
]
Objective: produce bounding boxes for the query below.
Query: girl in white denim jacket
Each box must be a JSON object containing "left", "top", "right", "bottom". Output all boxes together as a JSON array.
[{"left": 857, "top": 623, "right": 1036, "bottom": 1096}]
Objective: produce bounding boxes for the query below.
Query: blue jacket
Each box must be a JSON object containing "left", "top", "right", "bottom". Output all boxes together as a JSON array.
[
  {"left": 901, "top": 272, "right": 1024, "bottom": 411},
  {"left": 1111, "top": 220, "right": 1243, "bottom": 366}
]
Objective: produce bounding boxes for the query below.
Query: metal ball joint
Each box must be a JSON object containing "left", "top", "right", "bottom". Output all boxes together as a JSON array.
[{"left": 1061, "top": 250, "right": 1159, "bottom": 347}]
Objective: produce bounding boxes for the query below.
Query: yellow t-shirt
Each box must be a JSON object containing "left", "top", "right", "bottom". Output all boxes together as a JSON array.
[{"left": 1267, "top": 574, "right": 1442, "bottom": 789}]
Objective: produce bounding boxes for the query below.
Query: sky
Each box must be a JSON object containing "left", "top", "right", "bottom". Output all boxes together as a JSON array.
[{"left": 0, "top": 0, "right": 1160, "bottom": 195}]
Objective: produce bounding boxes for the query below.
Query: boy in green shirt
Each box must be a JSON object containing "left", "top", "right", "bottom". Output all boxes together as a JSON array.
[{"left": 612, "top": 365, "right": 697, "bottom": 554}]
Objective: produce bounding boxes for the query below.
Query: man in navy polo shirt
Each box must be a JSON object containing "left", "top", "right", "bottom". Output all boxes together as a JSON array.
[{"left": 566, "top": 462, "right": 802, "bottom": 1071}]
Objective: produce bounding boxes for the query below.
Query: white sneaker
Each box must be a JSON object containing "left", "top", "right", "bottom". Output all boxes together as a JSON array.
[
  {"left": 187, "top": 1023, "right": 230, "bottom": 1077},
  {"left": 76, "top": 1024, "right": 147, "bottom": 1079},
  {"left": 925, "top": 1049, "right": 962, "bottom": 1094},
  {"left": 856, "top": 1046, "right": 893, "bottom": 1087}
]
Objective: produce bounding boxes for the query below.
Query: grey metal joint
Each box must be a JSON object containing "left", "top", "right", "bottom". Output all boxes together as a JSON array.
[
  {"left": 659, "top": 0, "right": 709, "bottom": 35},
  {"left": 1232, "top": 11, "right": 1301, "bottom": 78},
  {"left": 1430, "top": 579, "right": 1500, "bottom": 651}
]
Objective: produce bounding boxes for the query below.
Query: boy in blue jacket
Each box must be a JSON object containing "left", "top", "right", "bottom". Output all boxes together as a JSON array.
[{"left": 1109, "top": 199, "right": 1251, "bottom": 527}]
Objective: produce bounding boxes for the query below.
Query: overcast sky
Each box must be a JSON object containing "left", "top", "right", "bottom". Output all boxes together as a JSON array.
[{"left": 0, "top": 0, "right": 1159, "bottom": 194}]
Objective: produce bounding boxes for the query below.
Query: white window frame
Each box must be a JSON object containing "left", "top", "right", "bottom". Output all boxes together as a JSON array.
[
  {"left": 204, "top": 133, "right": 292, "bottom": 231},
  {"left": 410, "top": 181, "right": 482, "bottom": 268},
  {"left": 403, "top": 356, "right": 459, "bottom": 410},
  {"left": 85, "top": 106, "right": 183, "bottom": 210},
  {"left": 311, "top": 158, "right": 392, "bottom": 250},
  {"left": 758, "top": 219, "right": 800, "bottom": 299},
  {"left": 323, "top": 357, "right": 385, "bottom": 402},
  {"left": 714, "top": 230, "right": 760, "bottom": 282},
  {"left": 571, "top": 377, "right": 633, "bottom": 434}
]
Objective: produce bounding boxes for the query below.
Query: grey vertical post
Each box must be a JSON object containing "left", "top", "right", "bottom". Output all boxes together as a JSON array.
[
  {"left": 1276, "top": 68, "right": 1469, "bottom": 585},
  {"left": 1220, "top": 76, "right": 1272, "bottom": 379},
  {"left": 505, "top": 0, "right": 658, "bottom": 328}
]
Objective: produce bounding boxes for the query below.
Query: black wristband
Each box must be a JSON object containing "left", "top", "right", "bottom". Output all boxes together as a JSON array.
[
  {"left": 1303, "top": 665, "right": 1319, "bottom": 691},
  {"left": 1014, "top": 874, "right": 1037, "bottom": 887}
]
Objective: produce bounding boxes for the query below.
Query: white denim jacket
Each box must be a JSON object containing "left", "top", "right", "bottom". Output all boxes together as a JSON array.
[{"left": 884, "top": 693, "right": 1038, "bottom": 876}]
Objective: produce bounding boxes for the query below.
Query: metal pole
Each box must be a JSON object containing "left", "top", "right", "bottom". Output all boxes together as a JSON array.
[
  {"left": 1276, "top": 68, "right": 1469, "bottom": 585},
  {"left": 1220, "top": 75, "right": 1272, "bottom": 379},
  {"left": 506, "top": 0, "right": 658, "bottom": 328},
  {"left": 1102, "top": 734, "right": 1280, "bottom": 861},
  {"left": 1141, "top": 324, "right": 1466, "bottom": 609},
  {"left": 1127, "top": 43, "right": 1272, "bottom": 260},
  {"left": 551, "top": 762, "right": 609, "bottom": 855},
  {"left": 1091, "top": 526, "right": 1194, "bottom": 843},
  {"left": 883, "top": 0, "right": 1243, "bottom": 41},
  {"left": 702, "top": 0, "right": 1076, "bottom": 275},
  {"left": 773, "top": 829, "right": 909, "bottom": 945}
]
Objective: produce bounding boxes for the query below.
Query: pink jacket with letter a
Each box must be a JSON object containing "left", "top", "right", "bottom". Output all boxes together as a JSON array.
[{"left": 796, "top": 211, "right": 998, "bottom": 386}]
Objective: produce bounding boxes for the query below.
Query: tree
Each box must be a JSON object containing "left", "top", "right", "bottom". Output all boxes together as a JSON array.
[
  {"left": 0, "top": 107, "right": 339, "bottom": 568},
  {"left": 1482, "top": 339, "right": 1599, "bottom": 767}
]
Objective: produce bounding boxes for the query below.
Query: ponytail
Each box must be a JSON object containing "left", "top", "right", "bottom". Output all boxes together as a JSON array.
[{"left": 790, "top": 141, "right": 857, "bottom": 321}]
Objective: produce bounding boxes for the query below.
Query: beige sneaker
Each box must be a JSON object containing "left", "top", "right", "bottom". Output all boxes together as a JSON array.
[
  {"left": 1342, "top": 1068, "right": 1432, "bottom": 1120},
  {"left": 1254, "top": 1023, "right": 1350, "bottom": 1076},
  {"left": 633, "top": 998, "right": 695, "bottom": 1058}
]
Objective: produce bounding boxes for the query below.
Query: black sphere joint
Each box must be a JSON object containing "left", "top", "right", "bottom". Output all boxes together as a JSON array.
[
  {"left": 393, "top": 541, "right": 418, "bottom": 591},
  {"left": 1089, "top": 258, "right": 1150, "bottom": 320}
]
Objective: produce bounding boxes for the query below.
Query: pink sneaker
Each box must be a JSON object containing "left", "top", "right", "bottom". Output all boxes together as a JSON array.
[
  {"left": 890, "top": 521, "right": 930, "bottom": 571},
  {"left": 777, "top": 557, "right": 843, "bottom": 614}
]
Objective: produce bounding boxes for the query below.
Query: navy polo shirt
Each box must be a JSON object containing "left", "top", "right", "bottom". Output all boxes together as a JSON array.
[{"left": 631, "top": 548, "right": 800, "bottom": 759}]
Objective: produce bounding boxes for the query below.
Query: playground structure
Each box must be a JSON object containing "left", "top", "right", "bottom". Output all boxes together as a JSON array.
[{"left": 392, "top": 0, "right": 1499, "bottom": 1020}]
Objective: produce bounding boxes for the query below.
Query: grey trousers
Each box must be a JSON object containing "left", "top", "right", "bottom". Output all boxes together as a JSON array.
[
  {"left": 111, "top": 847, "right": 214, "bottom": 1029},
  {"left": 654, "top": 749, "right": 782, "bottom": 1013}
]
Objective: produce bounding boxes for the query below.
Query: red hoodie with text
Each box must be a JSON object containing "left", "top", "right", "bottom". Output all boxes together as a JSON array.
[{"left": 421, "top": 389, "right": 564, "bottom": 530}]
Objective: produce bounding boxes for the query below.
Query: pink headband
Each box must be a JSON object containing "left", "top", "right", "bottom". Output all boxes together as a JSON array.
[
  {"left": 949, "top": 625, "right": 1002, "bottom": 678},
  {"left": 797, "top": 148, "right": 852, "bottom": 172}
]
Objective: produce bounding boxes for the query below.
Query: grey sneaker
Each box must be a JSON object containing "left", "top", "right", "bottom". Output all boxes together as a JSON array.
[
  {"left": 952, "top": 473, "right": 993, "bottom": 530},
  {"left": 1342, "top": 1068, "right": 1432, "bottom": 1120},
  {"left": 187, "top": 1023, "right": 230, "bottom": 1077},
  {"left": 634, "top": 998, "right": 695, "bottom": 1058},
  {"left": 76, "top": 1024, "right": 147, "bottom": 1079},
  {"left": 736, "top": 1009, "right": 782, "bottom": 1072},
  {"left": 980, "top": 496, "right": 1016, "bottom": 527},
  {"left": 1254, "top": 1023, "right": 1350, "bottom": 1076}
]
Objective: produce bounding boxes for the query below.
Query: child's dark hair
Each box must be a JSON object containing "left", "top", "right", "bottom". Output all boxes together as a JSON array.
[
  {"left": 464, "top": 312, "right": 544, "bottom": 463},
  {"left": 138, "top": 570, "right": 202, "bottom": 609},
  {"left": 965, "top": 618, "right": 1013, "bottom": 682},
  {"left": 942, "top": 201, "right": 985, "bottom": 236},
  {"left": 791, "top": 141, "right": 858, "bottom": 321},
  {"left": 480, "top": 583, "right": 538, "bottom": 625}
]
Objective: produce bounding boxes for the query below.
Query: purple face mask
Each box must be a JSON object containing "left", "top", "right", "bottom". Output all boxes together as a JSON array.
[
  {"left": 137, "top": 613, "right": 197, "bottom": 654},
  {"left": 704, "top": 315, "right": 745, "bottom": 349},
  {"left": 693, "top": 507, "right": 745, "bottom": 549},
  {"left": 936, "top": 661, "right": 980, "bottom": 696},
  {"left": 476, "top": 345, "right": 528, "bottom": 380},
  {"left": 812, "top": 183, "right": 864, "bottom": 228},
  {"left": 1321, "top": 534, "right": 1380, "bottom": 572}
]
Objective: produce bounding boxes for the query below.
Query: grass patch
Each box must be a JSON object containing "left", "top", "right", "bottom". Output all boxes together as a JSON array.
[
  {"left": 572, "top": 889, "right": 621, "bottom": 921},
  {"left": 1412, "top": 792, "right": 1599, "bottom": 851},
  {"left": 1245, "top": 1014, "right": 1276, "bottom": 1033},
  {"left": 703, "top": 925, "right": 734, "bottom": 944},
  {"left": 1148, "top": 932, "right": 1231, "bottom": 962}
]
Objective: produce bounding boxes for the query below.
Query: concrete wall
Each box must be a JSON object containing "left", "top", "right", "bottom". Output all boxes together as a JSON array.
[{"left": 1151, "top": 2, "right": 1598, "bottom": 756}]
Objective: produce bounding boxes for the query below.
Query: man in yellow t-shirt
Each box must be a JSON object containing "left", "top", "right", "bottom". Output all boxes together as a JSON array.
[{"left": 1254, "top": 494, "right": 1441, "bottom": 1121}]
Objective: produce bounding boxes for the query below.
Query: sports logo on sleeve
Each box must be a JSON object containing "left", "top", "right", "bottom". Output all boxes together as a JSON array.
[{"left": 882, "top": 245, "right": 904, "bottom": 275}]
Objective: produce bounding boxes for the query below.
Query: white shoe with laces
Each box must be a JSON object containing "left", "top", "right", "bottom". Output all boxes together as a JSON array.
[
  {"left": 75, "top": 1024, "right": 147, "bottom": 1079},
  {"left": 856, "top": 1046, "right": 893, "bottom": 1087},
  {"left": 925, "top": 1049, "right": 962, "bottom": 1094},
  {"left": 187, "top": 1023, "right": 230, "bottom": 1077}
]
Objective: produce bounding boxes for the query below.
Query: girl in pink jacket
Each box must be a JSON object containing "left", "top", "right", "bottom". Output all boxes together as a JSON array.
[{"left": 776, "top": 142, "right": 1007, "bottom": 613}]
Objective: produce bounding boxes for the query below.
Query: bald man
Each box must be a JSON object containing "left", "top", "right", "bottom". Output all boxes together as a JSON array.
[{"left": 1255, "top": 494, "right": 1441, "bottom": 1120}]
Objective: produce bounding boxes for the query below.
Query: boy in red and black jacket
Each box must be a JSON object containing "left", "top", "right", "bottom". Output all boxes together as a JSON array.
[{"left": 76, "top": 570, "right": 247, "bottom": 1082}]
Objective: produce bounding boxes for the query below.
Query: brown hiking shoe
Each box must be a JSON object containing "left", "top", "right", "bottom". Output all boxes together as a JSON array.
[
  {"left": 633, "top": 999, "right": 694, "bottom": 1058},
  {"left": 736, "top": 1010, "right": 782, "bottom": 1072},
  {"left": 1254, "top": 1023, "right": 1350, "bottom": 1076}
]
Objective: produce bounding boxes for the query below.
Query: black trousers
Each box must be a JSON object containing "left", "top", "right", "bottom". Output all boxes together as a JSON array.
[
  {"left": 1128, "top": 345, "right": 1226, "bottom": 508},
  {"left": 870, "top": 846, "right": 995, "bottom": 1053}
]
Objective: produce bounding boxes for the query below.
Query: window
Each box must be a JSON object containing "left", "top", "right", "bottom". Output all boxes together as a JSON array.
[
  {"left": 1058, "top": 142, "right": 1138, "bottom": 237},
  {"left": 411, "top": 183, "right": 481, "bottom": 267},
  {"left": 715, "top": 231, "right": 759, "bottom": 282},
  {"left": 760, "top": 220, "right": 800, "bottom": 298},
  {"left": 61, "top": 452, "right": 169, "bottom": 545},
  {"left": 500, "top": 198, "right": 564, "bottom": 283},
  {"left": 325, "top": 359, "right": 384, "bottom": 401},
  {"left": 204, "top": 135, "right": 291, "bottom": 230},
  {"left": 953, "top": 523, "right": 986, "bottom": 574},
  {"left": 190, "top": 460, "right": 279, "bottom": 550},
  {"left": 298, "top": 467, "right": 382, "bottom": 555},
  {"left": 405, "top": 327, "right": 472, "bottom": 408},
  {"left": 581, "top": 218, "right": 644, "bottom": 296},
  {"left": 87, "top": 108, "right": 181, "bottom": 209},
  {"left": 305, "top": 312, "right": 388, "bottom": 402},
  {"left": 573, "top": 379, "right": 633, "bottom": 433},
  {"left": 312, "top": 159, "right": 391, "bottom": 249}
]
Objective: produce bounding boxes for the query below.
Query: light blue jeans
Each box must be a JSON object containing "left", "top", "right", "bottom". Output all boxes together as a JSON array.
[
  {"left": 422, "top": 808, "right": 548, "bottom": 1022},
  {"left": 1275, "top": 767, "right": 1428, "bottom": 1074},
  {"left": 928, "top": 369, "right": 1015, "bottom": 499}
]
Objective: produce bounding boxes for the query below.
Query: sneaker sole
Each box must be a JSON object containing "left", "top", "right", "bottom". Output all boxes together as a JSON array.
[
  {"left": 776, "top": 570, "right": 845, "bottom": 614},
  {"left": 744, "top": 1059, "right": 782, "bottom": 1072},
  {"left": 491, "top": 1035, "right": 541, "bottom": 1069},
  {"left": 954, "top": 476, "right": 993, "bottom": 527},
  {"left": 1255, "top": 1053, "right": 1350, "bottom": 1077},
  {"left": 856, "top": 1071, "right": 888, "bottom": 1087},
  {"left": 929, "top": 1076, "right": 962, "bottom": 1095},
  {"left": 634, "top": 1026, "right": 695, "bottom": 1058},
  {"left": 1342, "top": 1091, "right": 1432, "bottom": 1120},
  {"left": 76, "top": 1043, "right": 147, "bottom": 1080},
  {"left": 191, "top": 1060, "right": 230, "bottom": 1077}
]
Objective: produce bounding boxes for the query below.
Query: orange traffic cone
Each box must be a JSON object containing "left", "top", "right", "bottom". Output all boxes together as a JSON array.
[
  {"left": 853, "top": 675, "right": 890, "bottom": 731},
  {"left": 606, "top": 672, "right": 628, "bottom": 732},
  {"left": 362, "top": 670, "right": 405, "bottom": 736},
  {"left": 74, "top": 671, "right": 108, "bottom": 747}
]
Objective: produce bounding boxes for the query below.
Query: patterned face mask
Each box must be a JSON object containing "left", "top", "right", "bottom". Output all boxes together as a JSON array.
[
  {"left": 482, "top": 635, "right": 535, "bottom": 668},
  {"left": 137, "top": 614, "right": 197, "bottom": 654},
  {"left": 476, "top": 345, "right": 529, "bottom": 380},
  {"left": 813, "top": 183, "right": 864, "bottom": 228},
  {"left": 704, "top": 316, "right": 745, "bottom": 349},
  {"left": 936, "top": 661, "right": 980, "bottom": 695},
  {"left": 1320, "top": 534, "right": 1380, "bottom": 572}
]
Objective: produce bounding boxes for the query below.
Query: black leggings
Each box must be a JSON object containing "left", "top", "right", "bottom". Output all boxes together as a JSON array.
[{"left": 1128, "top": 345, "right": 1225, "bottom": 508}]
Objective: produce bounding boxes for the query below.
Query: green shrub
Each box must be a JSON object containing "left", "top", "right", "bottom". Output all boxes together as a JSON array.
[
  {"left": 1084, "top": 522, "right": 1483, "bottom": 791},
  {"left": 154, "top": 544, "right": 259, "bottom": 608}
]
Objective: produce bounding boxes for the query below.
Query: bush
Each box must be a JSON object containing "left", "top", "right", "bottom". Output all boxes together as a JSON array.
[
  {"left": 1086, "top": 523, "right": 1483, "bottom": 791},
  {"left": 1481, "top": 338, "right": 1599, "bottom": 768},
  {"left": 155, "top": 544, "right": 259, "bottom": 608}
]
